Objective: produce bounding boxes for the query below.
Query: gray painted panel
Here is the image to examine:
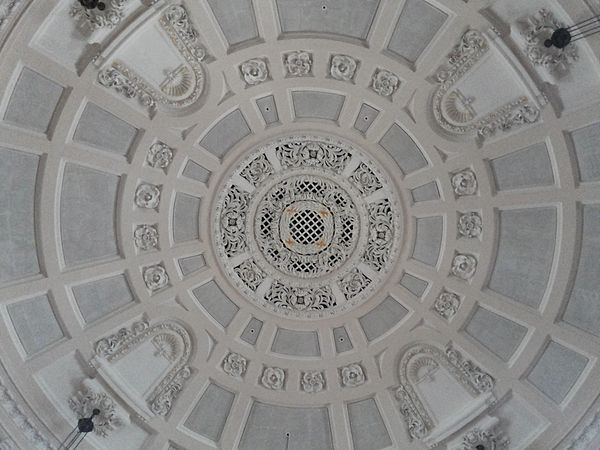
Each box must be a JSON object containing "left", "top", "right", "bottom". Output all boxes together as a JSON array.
[
  {"left": 200, "top": 109, "right": 251, "bottom": 159},
  {"left": 60, "top": 164, "right": 119, "bottom": 267},
  {"left": 379, "top": 124, "right": 427, "bottom": 175},
  {"left": 4, "top": 68, "right": 63, "bottom": 134},
  {"left": 192, "top": 281, "right": 239, "bottom": 328},
  {"left": 0, "top": 147, "right": 40, "bottom": 284}
]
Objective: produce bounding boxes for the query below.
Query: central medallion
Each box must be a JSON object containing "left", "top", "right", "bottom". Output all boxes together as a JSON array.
[
  {"left": 254, "top": 175, "right": 360, "bottom": 279},
  {"left": 213, "top": 135, "right": 402, "bottom": 319}
]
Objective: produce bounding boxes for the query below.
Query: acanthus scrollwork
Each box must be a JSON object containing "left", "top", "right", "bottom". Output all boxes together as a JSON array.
[
  {"left": 93, "top": 320, "right": 193, "bottom": 417},
  {"left": 265, "top": 282, "right": 337, "bottom": 312},
  {"left": 214, "top": 136, "right": 401, "bottom": 319},
  {"left": 98, "top": 5, "right": 206, "bottom": 113},
  {"left": 461, "top": 428, "right": 509, "bottom": 450},
  {"left": 433, "top": 29, "right": 540, "bottom": 141},
  {"left": 70, "top": 0, "right": 129, "bottom": 30},
  {"left": 362, "top": 199, "right": 394, "bottom": 272},
  {"left": 520, "top": 9, "right": 578, "bottom": 73},
  {"left": 395, "top": 343, "right": 495, "bottom": 441},
  {"left": 69, "top": 385, "right": 123, "bottom": 437}
]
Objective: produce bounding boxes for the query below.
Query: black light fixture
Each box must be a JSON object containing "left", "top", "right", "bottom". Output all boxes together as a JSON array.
[
  {"left": 58, "top": 408, "right": 100, "bottom": 449},
  {"left": 545, "top": 14, "right": 600, "bottom": 49},
  {"left": 78, "top": 0, "right": 106, "bottom": 11}
]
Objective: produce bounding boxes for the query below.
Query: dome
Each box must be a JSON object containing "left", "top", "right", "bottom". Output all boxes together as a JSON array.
[{"left": 0, "top": 0, "right": 599, "bottom": 449}]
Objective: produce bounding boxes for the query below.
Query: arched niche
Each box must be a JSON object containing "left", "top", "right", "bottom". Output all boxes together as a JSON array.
[
  {"left": 91, "top": 319, "right": 193, "bottom": 419},
  {"left": 96, "top": 4, "right": 207, "bottom": 117},
  {"left": 395, "top": 343, "right": 496, "bottom": 448},
  {"left": 431, "top": 29, "right": 545, "bottom": 143}
]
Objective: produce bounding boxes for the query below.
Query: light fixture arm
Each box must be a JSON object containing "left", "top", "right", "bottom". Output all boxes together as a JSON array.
[{"left": 58, "top": 408, "right": 100, "bottom": 449}]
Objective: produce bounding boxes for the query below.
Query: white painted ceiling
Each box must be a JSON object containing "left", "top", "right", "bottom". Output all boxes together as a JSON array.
[{"left": 0, "top": 0, "right": 600, "bottom": 449}]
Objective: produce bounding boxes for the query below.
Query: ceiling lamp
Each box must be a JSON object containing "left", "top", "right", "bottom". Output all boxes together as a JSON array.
[
  {"left": 78, "top": 0, "right": 106, "bottom": 11},
  {"left": 58, "top": 408, "right": 100, "bottom": 449},
  {"left": 545, "top": 14, "right": 600, "bottom": 48}
]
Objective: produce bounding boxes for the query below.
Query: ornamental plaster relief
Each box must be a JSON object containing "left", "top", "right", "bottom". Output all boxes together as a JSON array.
[
  {"left": 96, "top": 5, "right": 207, "bottom": 115},
  {"left": 432, "top": 29, "right": 543, "bottom": 141},
  {"left": 91, "top": 319, "right": 193, "bottom": 418}
]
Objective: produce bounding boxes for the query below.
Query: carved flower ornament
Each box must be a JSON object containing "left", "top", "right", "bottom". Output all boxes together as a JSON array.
[
  {"left": 301, "top": 371, "right": 325, "bottom": 393},
  {"left": 341, "top": 363, "right": 366, "bottom": 387},
  {"left": 371, "top": 68, "right": 400, "bottom": 97},
  {"left": 285, "top": 51, "right": 312, "bottom": 77},
  {"left": 134, "top": 224, "right": 158, "bottom": 250},
  {"left": 330, "top": 54, "right": 358, "bottom": 81},
  {"left": 261, "top": 367, "right": 285, "bottom": 390},
  {"left": 223, "top": 352, "right": 247, "bottom": 377},
  {"left": 240, "top": 58, "right": 269, "bottom": 85}
]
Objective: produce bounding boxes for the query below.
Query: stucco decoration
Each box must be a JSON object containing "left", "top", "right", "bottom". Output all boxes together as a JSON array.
[
  {"left": 519, "top": 9, "right": 578, "bottom": 73},
  {"left": 98, "top": 5, "right": 206, "bottom": 114},
  {"left": 68, "top": 379, "right": 126, "bottom": 437},
  {"left": 92, "top": 320, "right": 193, "bottom": 417},
  {"left": 70, "top": 0, "right": 129, "bottom": 30},
  {"left": 213, "top": 135, "right": 402, "bottom": 319},
  {"left": 432, "top": 29, "right": 541, "bottom": 141},
  {"left": 330, "top": 54, "right": 358, "bottom": 81},
  {"left": 240, "top": 58, "right": 269, "bottom": 86},
  {"left": 301, "top": 371, "right": 326, "bottom": 393},
  {"left": 395, "top": 343, "right": 495, "bottom": 443}
]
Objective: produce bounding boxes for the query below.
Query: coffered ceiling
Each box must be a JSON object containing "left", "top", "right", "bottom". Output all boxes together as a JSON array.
[{"left": 0, "top": 0, "right": 600, "bottom": 449}]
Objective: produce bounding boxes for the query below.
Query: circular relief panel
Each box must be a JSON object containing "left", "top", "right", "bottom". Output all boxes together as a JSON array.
[{"left": 213, "top": 135, "right": 403, "bottom": 319}]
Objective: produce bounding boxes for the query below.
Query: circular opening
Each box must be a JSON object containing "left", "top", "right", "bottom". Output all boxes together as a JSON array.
[
  {"left": 364, "top": 116, "right": 369, "bottom": 121},
  {"left": 322, "top": 5, "right": 327, "bottom": 10},
  {"left": 265, "top": 107, "right": 270, "bottom": 112},
  {"left": 250, "top": 329, "right": 255, "bottom": 333}
]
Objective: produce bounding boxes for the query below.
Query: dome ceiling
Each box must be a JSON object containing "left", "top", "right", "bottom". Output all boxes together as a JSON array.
[{"left": 0, "top": 0, "right": 599, "bottom": 449}]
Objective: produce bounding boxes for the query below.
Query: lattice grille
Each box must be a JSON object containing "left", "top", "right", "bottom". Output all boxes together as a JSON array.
[{"left": 289, "top": 210, "right": 325, "bottom": 245}]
